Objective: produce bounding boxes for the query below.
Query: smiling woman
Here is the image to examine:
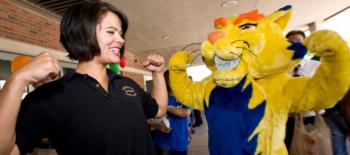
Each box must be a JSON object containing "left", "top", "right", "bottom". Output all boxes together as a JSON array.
[{"left": 0, "top": 1, "right": 168, "bottom": 155}]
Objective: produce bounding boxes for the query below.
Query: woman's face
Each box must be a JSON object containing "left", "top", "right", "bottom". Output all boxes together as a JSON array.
[{"left": 95, "top": 11, "right": 125, "bottom": 64}]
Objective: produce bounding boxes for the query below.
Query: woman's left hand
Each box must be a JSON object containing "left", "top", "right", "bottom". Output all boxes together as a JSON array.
[{"left": 143, "top": 54, "right": 164, "bottom": 73}]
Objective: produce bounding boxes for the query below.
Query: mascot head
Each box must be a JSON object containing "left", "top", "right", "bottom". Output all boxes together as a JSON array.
[{"left": 201, "top": 5, "right": 306, "bottom": 88}]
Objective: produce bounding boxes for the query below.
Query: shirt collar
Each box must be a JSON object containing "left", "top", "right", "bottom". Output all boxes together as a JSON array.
[{"left": 62, "top": 69, "right": 121, "bottom": 81}]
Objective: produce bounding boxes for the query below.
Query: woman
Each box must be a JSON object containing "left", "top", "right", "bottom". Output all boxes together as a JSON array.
[{"left": 0, "top": 1, "right": 167, "bottom": 155}]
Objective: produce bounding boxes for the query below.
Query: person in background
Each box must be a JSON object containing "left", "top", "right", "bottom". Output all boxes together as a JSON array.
[
  {"left": 187, "top": 76, "right": 202, "bottom": 128},
  {"left": 340, "top": 89, "right": 350, "bottom": 139},
  {"left": 0, "top": 1, "right": 167, "bottom": 155},
  {"left": 192, "top": 110, "right": 203, "bottom": 127},
  {"left": 153, "top": 70, "right": 191, "bottom": 155},
  {"left": 187, "top": 76, "right": 195, "bottom": 136},
  {"left": 287, "top": 30, "right": 350, "bottom": 155},
  {"left": 323, "top": 88, "right": 350, "bottom": 155},
  {"left": 284, "top": 30, "right": 324, "bottom": 151}
]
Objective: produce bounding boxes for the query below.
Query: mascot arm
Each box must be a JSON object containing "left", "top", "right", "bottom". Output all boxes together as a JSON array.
[
  {"left": 287, "top": 30, "right": 350, "bottom": 113},
  {"left": 169, "top": 51, "right": 213, "bottom": 110}
]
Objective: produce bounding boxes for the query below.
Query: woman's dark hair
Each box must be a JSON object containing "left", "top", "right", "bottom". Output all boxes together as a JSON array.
[
  {"left": 285, "top": 30, "right": 306, "bottom": 39},
  {"left": 60, "top": 1, "right": 128, "bottom": 61}
]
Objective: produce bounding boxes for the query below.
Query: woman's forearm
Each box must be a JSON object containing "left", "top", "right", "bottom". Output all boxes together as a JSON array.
[
  {"left": 0, "top": 73, "right": 27, "bottom": 154},
  {"left": 151, "top": 72, "right": 168, "bottom": 118}
]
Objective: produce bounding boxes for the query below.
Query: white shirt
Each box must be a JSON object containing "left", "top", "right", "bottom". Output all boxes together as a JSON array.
[
  {"left": 294, "top": 58, "right": 325, "bottom": 117},
  {"left": 297, "top": 59, "right": 321, "bottom": 77}
]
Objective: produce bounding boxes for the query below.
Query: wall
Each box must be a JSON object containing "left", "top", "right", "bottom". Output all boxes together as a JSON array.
[
  {"left": 123, "top": 71, "right": 146, "bottom": 89},
  {"left": 0, "top": 0, "right": 63, "bottom": 51},
  {"left": 0, "top": 59, "right": 10, "bottom": 79},
  {"left": 123, "top": 52, "right": 149, "bottom": 88},
  {"left": 0, "top": 0, "right": 148, "bottom": 88}
]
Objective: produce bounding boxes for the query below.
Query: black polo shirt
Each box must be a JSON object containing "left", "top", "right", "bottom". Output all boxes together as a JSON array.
[{"left": 16, "top": 69, "right": 158, "bottom": 155}]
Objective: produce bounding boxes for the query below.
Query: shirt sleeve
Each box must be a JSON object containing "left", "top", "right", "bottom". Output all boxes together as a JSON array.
[
  {"left": 16, "top": 95, "right": 48, "bottom": 154},
  {"left": 122, "top": 77, "right": 159, "bottom": 118},
  {"left": 140, "top": 90, "right": 159, "bottom": 118}
]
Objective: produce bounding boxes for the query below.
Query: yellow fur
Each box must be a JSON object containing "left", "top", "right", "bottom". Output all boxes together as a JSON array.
[{"left": 169, "top": 6, "right": 350, "bottom": 155}]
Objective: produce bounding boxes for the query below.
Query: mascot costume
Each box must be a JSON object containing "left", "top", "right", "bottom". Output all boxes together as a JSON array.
[{"left": 169, "top": 5, "right": 350, "bottom": 155}]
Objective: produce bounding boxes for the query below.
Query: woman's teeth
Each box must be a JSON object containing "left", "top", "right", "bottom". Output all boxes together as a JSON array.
[{"left": 111, "top": 48, "right": 120, "bottom": 54}]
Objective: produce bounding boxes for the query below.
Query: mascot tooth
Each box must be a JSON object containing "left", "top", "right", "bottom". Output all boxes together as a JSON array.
[{"left": 169, "top": 5, "right": 350, "bottom": 155}]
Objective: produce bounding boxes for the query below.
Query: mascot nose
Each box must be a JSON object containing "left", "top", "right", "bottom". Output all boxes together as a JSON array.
[{"left": 208, "top": 32, "right": 226, "bottom": 44}]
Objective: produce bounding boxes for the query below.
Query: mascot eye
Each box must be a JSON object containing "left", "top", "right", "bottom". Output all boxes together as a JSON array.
[{"left": 239, "top": 23, "right": 257, "bottom": 30}]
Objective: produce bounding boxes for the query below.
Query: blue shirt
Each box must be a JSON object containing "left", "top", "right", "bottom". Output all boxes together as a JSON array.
[{"left": 153, "top": 96, "right": 190, "bottom": 151}]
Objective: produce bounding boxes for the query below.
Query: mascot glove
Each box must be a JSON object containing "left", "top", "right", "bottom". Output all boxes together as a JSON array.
[
  {"left": 304, "top": 30, "right": 344, "bottom": 59},
  {"left": 169, "top": 51, "right": 193, "bottom": 71}
]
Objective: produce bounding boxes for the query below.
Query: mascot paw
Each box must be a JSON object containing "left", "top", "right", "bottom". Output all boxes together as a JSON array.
[
  {"left": 169, "top": 51, "right": 193, "bottom": 69},
  {"left": 304, "top": 30, "right": 344, "bottom": 58}
]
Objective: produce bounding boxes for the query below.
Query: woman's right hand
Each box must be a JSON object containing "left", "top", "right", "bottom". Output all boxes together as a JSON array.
[
  {"left": 12, "top": 52, "right": 61, "bottom": 87},
  {"left": 0, "top": 52, "right": 60, "bottom": 155}
]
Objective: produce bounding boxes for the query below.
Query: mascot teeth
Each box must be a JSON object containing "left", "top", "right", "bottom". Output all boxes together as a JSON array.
[{"left": 214, "top": 56, "right": 240, "bottom": 70}]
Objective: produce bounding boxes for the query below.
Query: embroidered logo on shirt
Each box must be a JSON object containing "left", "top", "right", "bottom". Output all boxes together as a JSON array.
[{"left": 122, "top": 86, "right": 137, "bottom": 97}]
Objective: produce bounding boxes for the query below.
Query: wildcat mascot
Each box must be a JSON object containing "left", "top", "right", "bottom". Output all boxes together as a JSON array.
[{"left": 169, "top": 5, "right": 350, "bottom": 155}]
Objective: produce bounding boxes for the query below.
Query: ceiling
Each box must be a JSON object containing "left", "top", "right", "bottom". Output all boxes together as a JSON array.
[
  {"left": 103, "top": 0, "right": 350, "bottom": 64},
  {"left": 25, "top": 0, "right": 84, "bottom": 16},
  {"left": 22, "top": 0, "right": 350, "bottom": 64}
]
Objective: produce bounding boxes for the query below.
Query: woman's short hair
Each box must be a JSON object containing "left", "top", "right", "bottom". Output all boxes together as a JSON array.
[{"left": 60, "top": 1, "right": 128, "bottom": 61}]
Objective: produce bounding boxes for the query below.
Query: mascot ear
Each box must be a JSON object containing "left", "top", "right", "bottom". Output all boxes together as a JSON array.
[{"left": 266, "top": 5, "right": 292, "bottom": 31}]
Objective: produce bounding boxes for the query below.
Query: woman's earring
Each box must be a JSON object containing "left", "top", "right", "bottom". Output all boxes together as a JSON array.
[{"left": 109, "top": 56, "right": 126, "bottom": 74}]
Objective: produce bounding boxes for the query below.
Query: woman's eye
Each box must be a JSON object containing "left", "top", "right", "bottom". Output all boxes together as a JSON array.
[
  {"left": 107, "top": 31, "right": 115, "bottom": 34},
  {"left": 239, "top": 23, "right": 257, "bottom": 30}
]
